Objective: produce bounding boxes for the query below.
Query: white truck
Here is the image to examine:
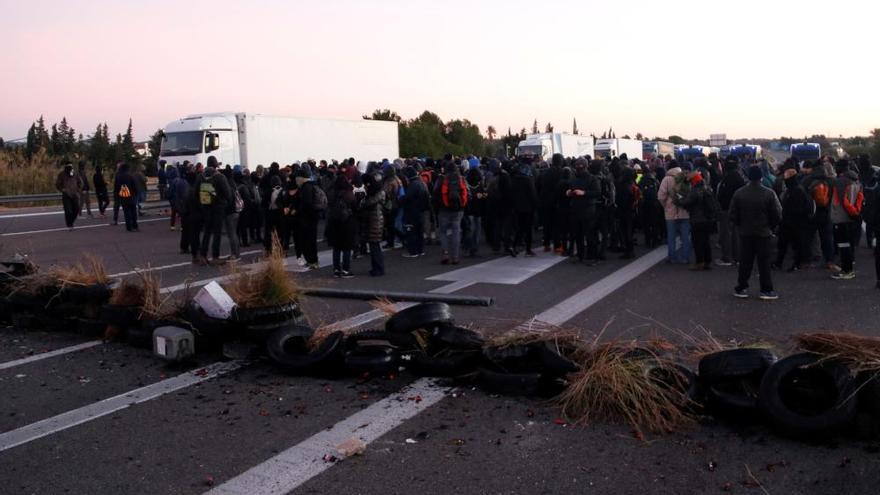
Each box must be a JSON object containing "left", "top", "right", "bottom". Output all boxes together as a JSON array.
[
  {"left": 515, "top": 133, "right": 594, "bottom": 161},
  {"left": 642, "top": 141, "right": 675, "bottom": 160},
  {"left": 159, "top": 112, "right": 399, "bottom": 168},
  {"left": 593, "top": 138, "right": 643, "bottom": 160}
]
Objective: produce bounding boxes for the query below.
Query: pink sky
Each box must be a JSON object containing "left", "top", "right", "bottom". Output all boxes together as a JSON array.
[{"left": 3, "top": 0, "right": 878, "bottom": 142}]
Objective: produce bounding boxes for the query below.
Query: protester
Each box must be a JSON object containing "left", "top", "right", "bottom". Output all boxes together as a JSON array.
[
  {"left": 400, "top": 167, "right": 429, "bottom": 258},
  {"left": 801, "top": 160, "right": 836, "bottom": 270},
  {"left": 157, "top": 161, "right": 168, "bottom": 201},
  {"left": 773, "top": 167, "right": 812, "bottom": 272},
  {"left": 680, "top": 171, "right": 718, "bottom": 270},
  {"left": 77, "top": 161, "right": 92, "bottom": 218},
  {"left": 463, "top": 166, "right": 487, "bottom": 257},
  {"left": 362, "top": 172, "right": 386, "bottom": 276},
  {"left": 133, "top": 166, "right": 148, "bottom": 216},
  {"left": 56, "top": 162, "right": 83, "bottom": 230},
  {"left": 293, "top": 168, "right": 324, "bottom": 269},
  {"left": 113, "top": 163, "right": 139, "bottom": 232},
  {"left": 730, "top": 166, "right": 782, "bottom": 299},
  {"left": 93, "top": 165, "right": 110, "bottom": 217},
  {"left": 715, "top": 156, "right": 745, "bottom": 266},
  {"left": 567, "top": 159, "right": 602, "bottom": 264},
  {"left": 198, "top": 165, "right": 235, "bottom": 265},
  {"left": 511, "top": 159, "right": 538, "bottom": 257},
  {"left": 829, "top": 159, "right": 864, "bottom": 280},
  {"left": 657, "top": 161, "right": 691, "bottom": 264},
  {"left": 434, "top": 161, "right": 468, "bottom": 264},
  {"left": 326, "top": 173, "right": 357, "bottom": 277}
]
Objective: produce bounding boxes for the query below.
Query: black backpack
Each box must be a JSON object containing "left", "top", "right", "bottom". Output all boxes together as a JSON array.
[
  {"left": 329, "top": 194, "right": 352, "bottom": 222},
  {"left": 640, "top": 177, "right": 659, "bottom": 205}
]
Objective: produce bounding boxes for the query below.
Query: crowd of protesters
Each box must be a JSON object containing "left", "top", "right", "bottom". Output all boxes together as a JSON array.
[{"left": 62, "top": 149, "right": 880, "bottom": 295}]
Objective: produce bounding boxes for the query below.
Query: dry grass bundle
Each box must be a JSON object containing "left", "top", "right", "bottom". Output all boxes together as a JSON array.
[
  {"left": 487, "top": 323, "right": 582, "bottom": 350},
  {"left": 369, "top": 296, "right": 398, "bottom": 317},
  {"left": 557, "top": 342, "right": 695, "bottom": 436},
  {"left": 49, "top": 255, "right": 110, "bottom": 286},
  {"left": 110, "top": 270, "right": 161, "bottom": 312},
  {"left": 797, "top": 332, "right": 880, "bottom": 372},
  {"left": 223, "top": 234, "right": 299, "bottom": 308}
]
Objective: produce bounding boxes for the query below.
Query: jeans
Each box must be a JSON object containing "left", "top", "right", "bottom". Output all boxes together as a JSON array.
[
  {"left": 61, "top": 195, "right": 80, "bottom": 228},
  {"left": 718, "top": 210, "right": 738, "bottom": 263},
  {"left": 225, "top": 213, "right": 241, "bottom": 257},
  {"left": 121, "top": 203, "right": 138, "bottom": 231},
  {"left": 665, "top": 219, "right": 692, "bottom": 264},
  {"left": 463, "top": 215, "right": 482, "bottom": 255},
  {"left": 332, "top": 248, "right": 351, "bottom": 272},
  {"left": 369, "top": 241, "right": 384, "bottom": 275},
  {"left": 737, "top": 236, "right": 774, "bottom": 292},
  {"left": 438, "top": 210, "right": 464, "bottom": 261}
]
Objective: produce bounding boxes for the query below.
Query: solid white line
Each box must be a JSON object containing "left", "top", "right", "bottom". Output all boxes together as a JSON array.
[
  {"left": 1, "top": 217, "right": 166, "bottom": 237},
  {"left": 205, "top": 378, "right": 448, "bottom": 495},
  {"left": 533, "top": 247, "right": 667, "bottom": 326},
  {"left": 429, "top": 279, "right": 476, "bottom": 294},
  {"left": 111, "top": 249, "right": 263, "bottom": 278},
  {"left": 0, "top": 210, "right": 65, "bottom": 219},
  {"left": 0, "top": 341, "right": 104, "bottom": 371},
  {"left": 0, "top": 360, "right": 245, "bottom": 452}
]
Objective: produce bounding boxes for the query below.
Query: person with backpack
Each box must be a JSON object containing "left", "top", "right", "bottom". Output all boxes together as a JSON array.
[
  {"left": 829, "top": 159, "right": 864, "bottom": 280},
  {"left": 199, "top": 166, "right": 235, "bottom": 265},
  {"left": 657, "top": 160, "right": 692, "bottom": 264},
  {"left": 294, "top": 168, "right": 325, "bottom": 269},
  {"left": 594, "top": 161, "right": 616, "bottom": 260},
  {"left": 463, "top": 166, "right": 487, "bottom": 258},
  {"left": 715, "top": 156, "right": 746, "bottom": 266},
  {"left": 639, "top": 165, "right": 663, "bottom": 248},
  {"left": 382, "top": 162, "right": 402, "bottom": 249},
  {"left": 567, "top": 159, "right": 602, "bottom": 264},
  {"left": 801, "top": 160, "right": 836, "bottom": 271},
  {"left": 93, "top": 165, "right": 110, "bottom": 217},
  {"left": 400, "top": 167, "right": 429, "bottom": 258},
  {"left": 730, "top": 166, "right": 782, "bottom": 299},
  {"left": 168, "top": 166, "right": 191, "bottom": 254},
  {"left": 616, "top": 167, "right": 641, "bottom": 260},
  {"left": 326, "top": 174, "right": 357, "bottom": 278},
  {"left": 113, "top": 162, "right": 138, "bottom": 232},
  {"left": 187, "top": 168, "right": 206, "bottom": 264},
  {"left": 434, "top": 161, "right": 469, "bottom": 265},
  {"left": 680, "top": 171, "right": 718, "bottom": 270},
  {"left": 362, "top": 172, "right": 387, "bottom": 276},
  {"left": 773, "top": 167, "right": 813, "bottom": 272},
  {"left": 56, "top": 162, "right": 83, "bottom": 231},
  {"left": 233, "top": 170, "right": 256, "bottom": 247}
]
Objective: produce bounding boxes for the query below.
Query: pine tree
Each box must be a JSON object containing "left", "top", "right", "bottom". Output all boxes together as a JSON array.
[
  {"left": 50, "top": 123, "right": 61, "bottom": 155},
  {"left": 35, "top": 115, "right": 50, "bottom": 151},
  {"left": 0, "top": 137, "right": 4, "bottom": 149},
  {"left": 573, "top": 118, "right": 578, "bottom": 135},
  {"left": 122, "top": 119, "right": 136, "bottom": 162},
  {"left": 532, "top": 120, "right": 539, "bottom": 134},
  {"left": 545, "top": 122, "right": 554, "bottom": 133},
  {"left": 25, "top": 124, "right": 37, "bottom": 158}
]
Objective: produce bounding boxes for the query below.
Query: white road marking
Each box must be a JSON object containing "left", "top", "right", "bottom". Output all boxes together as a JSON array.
[
  {"left": 427, "top": 250, "right": 564, "bottom": 285},
  {"left": 532, "top": 247, "right": 667, "bottom": 326},
  {"left": 110, "top": 250, "right": 263, "bottom": 278},
  {"left": 205, "top": 378, "right": 447, "bottom": 495},
  {"left": 0, "top": 341, "right": 104, "bottom": 371},
  {"left": 0, "top": 361, "right": 245, "bottom": 452},
  {"left": 1, "top": 218, "right": 166, "bottom": 237}
]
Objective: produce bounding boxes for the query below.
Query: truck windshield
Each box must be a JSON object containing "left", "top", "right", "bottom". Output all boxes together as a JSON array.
[
  {"left": 792, "top": 147, "right": 819, "bottom": 161},
  {"left": 516, "top": 145, "right": 543, "bottom": 157},
  {"left": 160, "top": 131, "right": 203, "bottom": 156}
]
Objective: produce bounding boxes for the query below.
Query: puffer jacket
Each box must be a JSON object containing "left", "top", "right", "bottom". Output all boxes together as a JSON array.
[
  {"left": 830, "top": 171, "right": 863, "bottom": 225},
  {"left": 716, "top": 166, "right": 746, "bottom": 211},
  {"left": 729, "top": 181, "right": 782, "bottom": 237},
  {"left": 362, "top": 190, "right": 386, "bottom": 243},
  {"left": 657, "top": 167, "right": 689, "bottom": 220}
]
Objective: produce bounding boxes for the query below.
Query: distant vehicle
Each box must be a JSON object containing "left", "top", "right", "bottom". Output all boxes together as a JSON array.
[
  {"left": 594, "top": 138, "right": 643, "bottom": 160},
  {"left": 516, "top": 133, "right": 594, "bottom": 161},
  {"left": 675, "top": 145, "right": 717, "bottom": 161},
  {"left": 724, "top": 144, "right": 763, "bottom": 161},
  {"left": 159, "top": 112, "right": 399, "bottom": 168},
  {"left": 642, "top": 141, "right": 675, "bottom": 160},
  {"left": 790, "top": 142, "right": 821, "bottom": 162}
]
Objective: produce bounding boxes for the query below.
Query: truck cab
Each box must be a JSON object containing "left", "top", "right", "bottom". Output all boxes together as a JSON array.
[
  {"left": 790, "top": 143, "right": 821, "bottom": 163},
  {"left": 515, "top": 135, "right": 552, "bottom": 161},
  {"left": 160, "top": 113, "right": 240, "bottom": 166}
]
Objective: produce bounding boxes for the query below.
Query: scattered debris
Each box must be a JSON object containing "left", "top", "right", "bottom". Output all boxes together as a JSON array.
[{"left": 336, "top": 437, "right": 366, "bottom": 458}]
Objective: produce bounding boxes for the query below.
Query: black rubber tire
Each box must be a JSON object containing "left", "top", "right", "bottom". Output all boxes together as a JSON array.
[
  {"left": 385, "top": 302, "right": 453, "bottom": 334},
  {"left": 76, "top": 317, "right": 107, "bottom": 337},
  {"left": 345, "top": 346, "right": 399, "bottom": 376},
  {"left": 759, "top": 352, "right": 857, "bottom": 438},
  {"left": 61, "top": 283, "right": 114, "bottom": 305},
  {"left": 100, "top": 304, "right": 141, "bottom": 328},
  {"left": 346, "top": 329, "right": 418, "bottom": 351},
  {"left": 244, "top": 319, "right": 312, "bottom": 344},
  {"left": 476, "top": 368, "right": 543, "bottom": 396},
  {"left": 707, "top": 379, "right": 762, "bottom": 418},
  {"left": 267, "top": 328, "right": 344, "bottom": 373},
  {"left": 533, "top": 341, "right": 580, "bottom": 376},
  {"left": 233, "top": 301, "right": 303, "bottom": 325},
  {"left": 699, "top": 348, "right": 777, "bottom": 385},
  {"left": 407, "top": 350, "right": 481, "bottom": 377},
  {"left": 644, "top": 362, "right": 703, "bottom": 410},
  {"left": 482, "top": 345, "right": 542, "bottom": 373},
  {"left": 432, "top": 324, "right": 485, "bottom": 350},
  {"left": 857, "top": 372, "right": 880, "bottom": 416},
  {"left": 185, "top": 304, "right": 236, "bottom": 339}
]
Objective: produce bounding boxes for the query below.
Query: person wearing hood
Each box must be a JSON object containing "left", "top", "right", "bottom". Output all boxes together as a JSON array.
[
  {"left": 362, "top": 173, "right": 387, "bottom": 276},
  {"left": 56, "top": 162, "right": 84, "bottom": 230},
  {"left": 326, "top": 174, "right": 357, "bottom": 278},
  {"left": 773, "top": 168, "right": 812, "bottom": 272},
  {"left": 730, "top": 166, "right": 782, "bottom": 299},
  {"left": 400, "top": 166, "right": 429, "bottom": 257},
  {"left": 567, "top": 159, "right": 602, "bottom": 264},
  {"left": 715, "top": 156, "right": 746, "bottom": 266},
  {"left": 829, "top": 159, "right": 864, "bottom": 280},
  {"left": 293, "top": 168, "right": 324, "bottom": 269},
  {"left": 679, "top": 171, "right": 718, "bottom": 270},
  {"left": 132, "top": 165, "right": 148, "bottom": 217},
  {"left": 801, "top": 160, "right": 836, "bottom": 270},
  {"left": 166, "top": 166, "right": 182, "bottom": 231},
  {"left": 434, "top": 161, "right": 469, "bottom": 264},
  {"left": 463, "top": 167, "right": 487, "bottom": 257},
  {"left": 198, "top": 166, "right": 237, "bottom": 264},
  {"left": 167, "top": 166, "right": 191, "bottom": 254},
  {"left": 511, "top": 160, "right": 539, "bottom": 257},
  {"left": 638, "top": 165, "right": 663, "bottom": 248},
  {"left": 233, "top": 171, "right": 256, "bottom": 248},
  {"left": 113, "top": 162, "right": 138, "bottom": 232},
  {"left": 657, "top": 161, "right": 691, "bottom": 264},
  {"left": 77, "top": 161, "right": 93, "bottom": 218},
  {"left": 382, "top": 162, "right": 402, "bottom": 248},
  {"left": 93, "top": 165, "right": 110, "bottom": 217},
  {"left": 615, "top": 167, "right": 640, "bottom": 260},
  {"left": 539, "top": 154, "right": 564, "bottom": 253},
  {"left": 857, "top": 154, "right": 878, "bottom": 249},
  {"left": 864, "top": 165, "right": 880, "bottom": 288}
]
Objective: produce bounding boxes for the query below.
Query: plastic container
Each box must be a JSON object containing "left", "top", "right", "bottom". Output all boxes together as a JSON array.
[{"left": 153, "top": 326, "right": 195, "bottom": 362}]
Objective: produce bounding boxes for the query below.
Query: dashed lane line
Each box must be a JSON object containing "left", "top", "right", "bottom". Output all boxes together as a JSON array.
[
  {"left": 0, "top": 341, "right": 104, "bottom": 371},
  {"left": 1, "top": 217, "right": 166, "bottom": 237}
]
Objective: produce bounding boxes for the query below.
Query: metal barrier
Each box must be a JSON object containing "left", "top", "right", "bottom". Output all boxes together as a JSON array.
[{"left": 0, "top": 187, "right": 159, "bottom": 205}]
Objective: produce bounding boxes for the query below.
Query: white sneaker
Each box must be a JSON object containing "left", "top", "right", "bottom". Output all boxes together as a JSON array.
[{"left": 296, "top": 257, "right": 307, "bottom": 267}]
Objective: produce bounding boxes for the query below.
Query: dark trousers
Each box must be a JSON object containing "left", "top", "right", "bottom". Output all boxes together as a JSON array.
[
  {"left": 369, "top": 241, "right": 384, "bottom": 275},
  {"left": 264, "top": 210, "right": 282, "bottom": 250},
  {"left": 833, "top": 222, "right": 857, "bottom": 273},
  {"left": 571, "top": 213, "right": 597, "bottom": 261},
  {"left": 188, "top": 215, "right": 203, "bottom": 258},
  {"left": 513, "top": 211, "right": 534, "bottom": 252},
  {"left": 405, "top": 217, "right": 424, "bottom": 255},
  {"left": 96, "top": 191, "right": 110, "bottom": 215},
  {"left": 200, "top": 211, "right": 224, "bottom": 259},
  {"left": 300, "top": 215, "right": 319, "bottom": 264},
  {"left": 281, "top": 215, "right": 296, "bottom": 253},
  {"left": 691, "top": 222, "right": 712, "bottom": 265},
  {"left": 808, "top": 219, "right": 834, "bottom": 263},
  {"left": 251, "top": 208, "right": 264, "bottom": 243},
  {"left": 332, "top": 248, "right": 351, "bottom": 272},
  {"left": 541, "top": 205, "right": 555, "bottom": 247},
  {"left": 61, "top": 195, "right": 79, "bottom": 228},
  {"left": 180, "top": 214, "right": 191, "bottom": 253},
  {"left": 619, "top": 213, "right": 635, "bottom": 256},
  {"left": 874, "top": 240, "right": 880, "bottom": 282},
  {"left": 596, "top": 206, "right": 611, "bottom": 258},
  {"left": 554, "top": 209, "right": 570, "bottom": 251},
  {"left": 737, "top": 236, "right": 773, "bottom": 292},
  {"left": 80, "top": 190, "right": 92, "bottom": 216},
  {"left": 113, "top": 197, "right": 120, "bottom": 223},
  {"left": 384, "top": 208, "right": 399, "bottom": 247},
  {"left": 642, "top": 204, "right": 664, "bottom": 248},
  {"left": 775, "top": 222, "right": 807, "bottom": 268},
  {"left": 121, "top": 203, "right": 138, "bottom": 231}
]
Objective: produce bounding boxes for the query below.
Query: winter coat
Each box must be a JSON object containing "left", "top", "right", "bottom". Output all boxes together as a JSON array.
[
  {"left": 830, "top": 171, "right": 863, "bottom": 225},
  {"left": 567, "top": 172, "right": 601, "bottom": 219},
  {"left": 716, "top": 166, "right": 746, "bottom": 211},
  {"left": 801, "top": 167, "right": 834, "bottom": 224},
  {"left": 863, "top": 170, "right": 880, "bottom": 230},
  {"left": 133, "top": 171, "right": 147, "bottom": 195},
  {"left": 205, "top": 172, "right": 232, "bottom": 213},
  {"left": 657, "top": 167, "right": 690, "bottom": 220},
  {"left": 400, "top": 176, "right": 429, "bottom": 224},
  {"left": 93, "top": 172, "right": 108, "bottom": 195},
  {"left": 680, "top": 181, "right": 716, "bottom": 225},
  {"left": 362, "top": 190, "right": 386, "bottom": 243},
  {"left": 113, "top": 170, "right": 137, "bottom": 206},
  {"left": 56, "top": 170, "right": 83, "bottom": 198},
  {"left": 780, "top": 178, "right": 813, "bottom": 227},
  {"left": 538, "top": 165, "right": 562, "bottom": 210},
  {"left": 511, "top": 173, "right": 538, "bottom": 213},
  {"left": 78, "top": 170, "right": 90, "bottom": 191},
  {"left": 325, "top": 180, "right": 357, "bottom": 250},
  {"left": 729, "top": 181, "right": 782, "bottom": 237}
]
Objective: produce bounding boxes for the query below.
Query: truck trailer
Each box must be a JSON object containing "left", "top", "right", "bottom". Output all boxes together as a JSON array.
[
  {"left": 159, "top": 113, "right": 399, "bottom": 168},
  {"left": 594, "top": 138, "right": 643, "bottom": 160},
  {"left": 515, "top": 133, "right": 594, "bottom": 161},
  {"left": 642, "top": 141, "right": 674, "bottom": 160}
]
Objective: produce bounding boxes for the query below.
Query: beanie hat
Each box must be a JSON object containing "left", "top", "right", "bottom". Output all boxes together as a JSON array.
[{"left": 747, "top": 166, "right": 763, "bottom": 182}]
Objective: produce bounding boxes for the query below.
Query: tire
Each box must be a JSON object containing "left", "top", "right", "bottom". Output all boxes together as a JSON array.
[
  {"left": 707, "top": 379, "right": 762, "bottom": 418},
  {"left": 62, "top": 283, "right": 114, "bottom": 305},
  {"left": 185, "top": 303, "right": 235, "bottom": 339},
  {"left": 267, "top": 328, "right": 344, "bottom": 373},
  {"left": 244, "top": 320, "right": 312, "bottom": 344},
  {"left": 699, "top": 348, "right": 777, "bottom": 385},
  {"left": 345, "top": 346, "right": 399, "bottom": 376},
  {"left": 644, "top": 362, "right": 702, "bottom": 410},
  {"left": 234, "top": 301, "right": 303, "bottom": 325},
  {"left": 100, "top": 304, "right": 141, "bottom": 328},
  {"left": 432, "top": 324, "right": 485, "bottom": 350},
  {"left": 407, "top": 350, "right": 481, "bottom": 377},
  {"left": 533, "top": 341, "right": 580, "bottom": 376},
  {"left": 346, "top": 329, "right": 419, "bottom": 351},
  {"left": 857, "top": 372, "right": 880, "bottom": 416},
  {"left": 476, "top": 368, "right": 543, "bottom": 396},
  {"left": 759, "top": 352, "right": 857, "bottom": 438},
  {"left": 385, "top": 302, "right": 453, "bottom": 334},
  {"left": 483, "top": 345, "right": 542, "bottom": 373}
]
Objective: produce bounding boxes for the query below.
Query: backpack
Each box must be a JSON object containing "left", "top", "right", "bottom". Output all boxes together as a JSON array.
[
  {"left": 118, "top": 184, "right": 132, "bottom": 199},
  {"left": 703, "top": 188, "right": 720, "bottom": 221},
  {"left": 833, "top": 182, "right": 864, "bottom": 219},
  {"left": 672, "top": 173, "right": 691, "bottom": 207},
  {"left": 268, "top": 186, "right": 282, "bottom": 211},
  {"left": 810, "top": 179, "right": 831, "bottom": 208},
  {"left": 311, "top": 184, "right": 328, "bottom": 211},
  {"left": 441, "top": 175, "right": 468, "bottom": 210},
  {"left": 199, "top": 182, "right": 215, "bottom": 206},
  {"left": 328, "top": 194, "right": 352, "bottom": 222},
  {"left": 640, "top": 177, "right": 659, "bottom": 205},
  {"left": 233, "top": 188, "right": 244, "bottom": 213}
]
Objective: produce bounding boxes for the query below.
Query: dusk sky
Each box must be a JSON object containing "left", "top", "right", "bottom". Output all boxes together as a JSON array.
[{"left": 3, "top": 0, "right": 877, "bottom": 142}]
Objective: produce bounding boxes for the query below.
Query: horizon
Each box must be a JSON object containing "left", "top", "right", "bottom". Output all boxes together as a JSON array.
[{"left": 3, "top": 0, "right": 878, "bottom": 143}]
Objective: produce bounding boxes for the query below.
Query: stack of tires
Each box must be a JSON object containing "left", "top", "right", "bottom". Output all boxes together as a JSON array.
[{"left": 6, "top": 278, "right": 116, "bottom": 337}]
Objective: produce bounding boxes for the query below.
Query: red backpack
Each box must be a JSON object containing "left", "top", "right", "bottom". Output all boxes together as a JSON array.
[{"left": 441, "top": 175, "right": 468, "bottom": 210}]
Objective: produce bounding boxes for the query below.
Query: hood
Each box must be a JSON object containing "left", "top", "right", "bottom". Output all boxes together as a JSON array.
[
  {"left": 666, "top": 167, "right": 682, "bottom": 177},
  {"left": 166, "top": 167, "right": 178, "bottom": 181}
]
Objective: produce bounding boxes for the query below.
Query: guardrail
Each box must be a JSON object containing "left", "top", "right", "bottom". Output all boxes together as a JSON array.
[{"left": 0, "top": 187, "right": 160, "bottom": 205}]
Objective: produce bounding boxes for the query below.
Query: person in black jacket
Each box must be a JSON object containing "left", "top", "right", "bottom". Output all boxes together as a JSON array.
[
  {"left": 199, "top": 166, "right": 234, "bottom": 264},
  {"left": 730, "top": 166, "right": 783, "bottom": 299},
  {"left": 716, "top": 156, "right": 746, "bottom": 266},
  {"left": 113, "top": 163, "right": 138, "bottom": 232},
  {"left": 867, "top": 168, "right": 880, "bottom": 288},
  {"left": 187, "top": 168, "right": 206, "bottom": 264},
  {"left": 400, "top": 167, "right": 429, "bottom": 257},
  {"left": 681, "top": 171, "right": 718, "bottom": 270},
  {"left": 463, "top": 167, "right": 486, "bottom": 257},
  {"left": 567, "top": 159, "right": 602, "bottom": 264},
  {"left": 295, "top": 169, "right": 323, "bottom": 269},
  {"left": 773, "top": 168, "right": 812, "bottom": 272},
  {"left": 511, "top": 161, "right": 539, "bottom": 257},
  {"left": 93, "top": 165, "right": 110, "bottom": 217},
  {"left": 555, "top": 167, "right": 574, "bottom": 255},
  {"left": 539, "top": 154, "right": 564, "bottom": 252},
  {"left": 615, "top": 167, "right": 638, "bottom": 259},
  {"left": 326, "top": 174, "right": 357, "bottom": 277}
]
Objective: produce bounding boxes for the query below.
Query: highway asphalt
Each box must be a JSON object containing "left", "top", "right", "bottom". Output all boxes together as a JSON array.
[{"left": 0, "top": 203, "right": 879, "bottom": 494}]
